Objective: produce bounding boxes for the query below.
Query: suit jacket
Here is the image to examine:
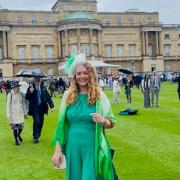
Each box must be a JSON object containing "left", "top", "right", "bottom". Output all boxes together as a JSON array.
[
  {"left": 150, "top": 74, "right": 161, "bottom": 90},
  {"left": 26, "top": 83, "right": 54, "bottom": 116}
]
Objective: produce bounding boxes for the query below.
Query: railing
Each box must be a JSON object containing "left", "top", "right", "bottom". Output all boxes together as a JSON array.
[
  {"left": 57, "top": 18, "right": 102, "bottom": 26},
  {"left": 10, "top": 58, "right": 60, "bottom": 64}
]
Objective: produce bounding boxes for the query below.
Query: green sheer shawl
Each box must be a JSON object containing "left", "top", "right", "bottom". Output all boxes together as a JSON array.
[{"left": 52, "top": 91, "right": 116, "bottom": 180}]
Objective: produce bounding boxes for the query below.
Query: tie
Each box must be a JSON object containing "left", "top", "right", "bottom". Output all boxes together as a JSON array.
[{"left": 37, "top": 86, "right": 41, "bottom": 105}]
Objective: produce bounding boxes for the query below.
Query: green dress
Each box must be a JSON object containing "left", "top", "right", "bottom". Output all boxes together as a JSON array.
[{"left": 66, "top": 94, "right": 97, "bottom": 180}]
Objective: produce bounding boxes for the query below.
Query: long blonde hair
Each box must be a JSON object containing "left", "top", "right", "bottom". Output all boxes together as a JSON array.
[{"left": 66, "top": 62, "right": 100, "bottom": 105}]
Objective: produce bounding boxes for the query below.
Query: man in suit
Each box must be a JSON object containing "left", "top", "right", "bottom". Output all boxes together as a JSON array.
[
  {"left": 26, "top": 77, "right": 54, "bottom": 143},
  {"left": 150, "top": 67, "right": 161, "bottom": 107}
]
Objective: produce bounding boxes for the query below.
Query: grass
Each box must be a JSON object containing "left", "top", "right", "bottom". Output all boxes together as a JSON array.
[{"left": 0, "top": 82, "right": 180, "bottom": 180}]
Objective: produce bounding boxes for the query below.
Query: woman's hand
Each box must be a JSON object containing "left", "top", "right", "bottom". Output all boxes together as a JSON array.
[
  {"left": 90, "top": 113, "right": 106, "bottom": 125},
  {"left": 52, "top": 150, "right": 63, "bottom": 168},
  {"left": 52, "top": 143, "right": 63, "bottom": 168}
]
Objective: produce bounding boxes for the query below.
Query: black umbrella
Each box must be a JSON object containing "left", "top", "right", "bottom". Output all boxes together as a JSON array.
[
  {"left": 15, "top": 69, "right": 47, "bottom": 78},
  {"left": 119, "top": 68, "right": 133, "bottom": 75}
]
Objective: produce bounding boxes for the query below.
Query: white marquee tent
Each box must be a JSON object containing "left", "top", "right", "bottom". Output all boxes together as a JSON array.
[{"left": 58, "top": 60, "right": 119, "bottom": 71}]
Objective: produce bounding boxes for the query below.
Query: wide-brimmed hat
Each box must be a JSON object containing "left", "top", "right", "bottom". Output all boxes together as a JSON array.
[{"left": 11, "top": 81, "right": 21, "bottom": 88}]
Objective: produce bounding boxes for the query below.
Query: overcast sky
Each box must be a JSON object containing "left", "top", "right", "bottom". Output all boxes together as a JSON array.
[{"left": 0, "top": 0, "right": 179, "bottom": 24}]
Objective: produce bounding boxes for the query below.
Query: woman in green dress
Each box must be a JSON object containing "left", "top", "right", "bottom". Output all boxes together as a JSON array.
[{"left": 52, "top": 54, "right": 116, "bottom": 180}]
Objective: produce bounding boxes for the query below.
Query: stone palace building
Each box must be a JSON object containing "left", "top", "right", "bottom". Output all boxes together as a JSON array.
[{"left": 0, "top": 0, "right": 180, "bottom": 78}]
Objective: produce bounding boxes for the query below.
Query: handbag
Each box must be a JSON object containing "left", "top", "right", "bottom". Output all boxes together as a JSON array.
[
  {"left": 52, "top": 154, "right": 66, "bottom": 170},
  {"left": 110, "top": 148, "right": 119, "bottom": 180}
]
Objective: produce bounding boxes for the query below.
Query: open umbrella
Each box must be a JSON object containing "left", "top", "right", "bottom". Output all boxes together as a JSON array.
[
  {"left": 15, "top": 69, "right": 47, "bottom": 78},
  {"left": 118, "top": 68, "right": 133, "bottom": 75}
]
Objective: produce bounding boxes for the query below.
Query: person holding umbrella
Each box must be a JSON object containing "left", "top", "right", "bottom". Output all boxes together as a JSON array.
[{"left": 26, "top": 76, "right": 54, "bottom": 143}]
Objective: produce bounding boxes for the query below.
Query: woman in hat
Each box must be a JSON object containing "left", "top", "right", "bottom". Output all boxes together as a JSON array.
[
  {"left": 6, "top": 81, "right": 27, "bottom": 145},
  {"left": 52, "top": 53, "right": 116, "bottom": 180}
]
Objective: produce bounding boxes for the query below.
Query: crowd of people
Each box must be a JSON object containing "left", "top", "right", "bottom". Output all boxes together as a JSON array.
[{"left": 1, "top": 55, "right": 180, "bottom": 179}]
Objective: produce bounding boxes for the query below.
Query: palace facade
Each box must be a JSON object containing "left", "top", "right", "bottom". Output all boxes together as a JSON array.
[{"left": 0, "top": 0, "right": 180, "bottom": 78}]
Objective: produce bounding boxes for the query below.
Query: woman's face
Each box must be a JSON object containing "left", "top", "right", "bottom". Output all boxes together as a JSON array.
[{"left": 75, "top": 64, "right": 89, "bottom": 88}]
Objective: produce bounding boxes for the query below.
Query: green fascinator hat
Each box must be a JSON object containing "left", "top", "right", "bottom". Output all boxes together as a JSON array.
[{"left": 65, "top": 53, "right": 87, "bottom": 76}]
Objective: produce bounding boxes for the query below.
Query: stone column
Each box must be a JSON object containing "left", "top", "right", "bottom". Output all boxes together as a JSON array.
[
  {"left": 145, "top": 31, "right": 149, "bottom": 56},
  {"left": 142, "top": 31, "right": 145, "bottom": 56},
  {"left": 7, "top": 31, "right": 11, "bottom": 59},
  {"left": 89, "top": 29, "right": 93, "bottom": 56},
  {"left": 156, "top": 31, "right": 159, "bottom": 56},
  {"left": 98, "top": 30, "right": 102, "bottom": 57},
  {"left": 77, "top": 29, "right": 80, "bottom": 52},
  {"left": 159, "top": 31, "right": 163, "bottom": 56},
  {"left": 57, "top": 31, "right": 61, "bottom": 58},
  {"left": 3, "top": 31, "right": 7, "bottom": 59},
  {"left": 65, "top": 30, "right": 69, "bottom": 57}
]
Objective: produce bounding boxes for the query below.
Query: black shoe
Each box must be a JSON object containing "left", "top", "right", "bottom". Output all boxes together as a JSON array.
[
  {"left": 18, "top": 136, "right": 23, "bottom": 142},
  {"left": 15, "top": 141, "right": 20, "bottom": 146},
  {"left": 33, "top": 138, "right": 39, "bottom": 144}
]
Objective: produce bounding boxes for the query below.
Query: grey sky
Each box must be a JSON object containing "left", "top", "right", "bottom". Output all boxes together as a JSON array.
[{"left": 0, "top": 0, "right": 179, "bottom": 24}]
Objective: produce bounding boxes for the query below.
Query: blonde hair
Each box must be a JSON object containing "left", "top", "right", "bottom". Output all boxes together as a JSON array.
[{"left": 66, "top": 62, "right": 100, "bottom": 105}]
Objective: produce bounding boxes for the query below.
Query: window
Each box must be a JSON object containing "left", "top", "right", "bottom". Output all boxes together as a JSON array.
[
  {"left": 129, "top": 44, "right": 136, "bottom": 57},
  {"left": 105, "top": 45, "right": 112, "bottom": 57},
  {"left": 128, "top": 16, "right": 134, "bottom": 24},
  {"left": 147, "top": 16, "right": 152, "bottom": 23},
  {"left": 81, "top": 44, "right": 89, "bottom": 56},
  {"left": 164, "top": 44, "right": 171, "bottom": 56},
  {"left": 0, "top": 69, "right": 2, "bottom": 77},
  {"left": 0, "top": 46, "right": 3, "bottom": 60},
  {"left": 92, "top": 44, "right": 98, "bottom": 57},
  {"left": 17, "top": 46, "right": 26, "bottom": 60},
  {"left": 164, "top": 34, "right": 170, "bottom": 40},
  {"left": 17, "top": 16, "right": 23, "bottom": 24},
  {"left": 44, "top": 16, "right": 51, "bottom": 24},
  {"left": 117, "top": 16, "right": 123, "bottom": 24},
  {"left": 147, "top": 45, "right": 153, "bottom": 56},
  {"left": 46, "top": 46, "right": 54, "bottom": 59},
  {"left": 117, "top": 45, "right": 124, "bottom": 57},
  {"left": 69, "top": 44, "right": 77, "bottom": 55},
  {"left": 178, "top": 45, "right": 180, "bottom": 56},
  {"left": 32, "top": 46, "right": 40, "bottom": 60},
  {"left": 32, "top": 16, "right": 37, "bottom": 25},
  {"left": 178, "top": 34, "right": 180, "bottom": 40},
  {"left": 48, "top": 68, "right": 53, "bottom": 76},
  {"left": 104, "top": 16, "right": 110, "bottom": 24}
]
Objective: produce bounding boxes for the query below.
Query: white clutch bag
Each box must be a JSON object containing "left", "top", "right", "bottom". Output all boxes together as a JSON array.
[{"left": 52, "top": 154, "right": 66, "bottom": 170}]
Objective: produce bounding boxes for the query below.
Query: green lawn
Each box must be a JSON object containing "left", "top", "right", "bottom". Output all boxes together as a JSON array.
[{"left": 0, "top": 82, "right": 180, "bottom": 180}]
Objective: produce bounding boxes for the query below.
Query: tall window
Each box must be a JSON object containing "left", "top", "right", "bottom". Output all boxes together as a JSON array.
[
  {"left": 129, "top": 44, "right": 136, "bottom": 57},
  {"left": 92, "top": 44, "right": 98, "bottom": 57},
  {"left": 69, "top": 44, "right": 77, "bottom": 55},
  {"left": 0, "top": 46, "right": 3, "bottom": 60},
  {"left": 44, "top": 16, "right": 51, "bottom": 24},
  {"left": 32, "top": 46, "right": 40, "bottom": 60},
  {"left": 105, "top": 45, "right": 112, "bottom": 57},
  {"left": 147, "top": 45, "right": 153, "bottom": 56},
  {"left": 104, "top": 16, "right": 110, "bottom": 24},
  {"left": 164, "top": 34, "right": 170, "bottom": 40},
  {"left": 81, "top": 44, "right": 89, "bottom": 56},
  {"left": 117, "top": 16, "right": 123, "bottom": 24},
  {"left": 17, "top": 46, "right": 26, "bottom": 60},
  {"left": 117, "top": 45, "right": 124, "bottom": 57},
  {"left": 46, "top": 46, "right": 54, "bottom": 59},
  {"left": 128, "top": 16, "right": 134, "bottom": 24},
  {"left": 178, "top": 45, "right": 180, "bottom": 56},
  {"left": 32, "top": 16, "right": 37, "bottom": 25},
  {"left": 164, "top": 44, "right": 171, "bottom": 56},
  {"left": 0, "top": 69, "right": 2, "bottom": 78},
  {"left": 147, "top": 16, "right": 152, "bottom": 23},
  {"left": 48, "top": 68, "right": 54, "bottom": 76},
  {"left": 17, "top": 16, "right": 23, "bottom": 24}
]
